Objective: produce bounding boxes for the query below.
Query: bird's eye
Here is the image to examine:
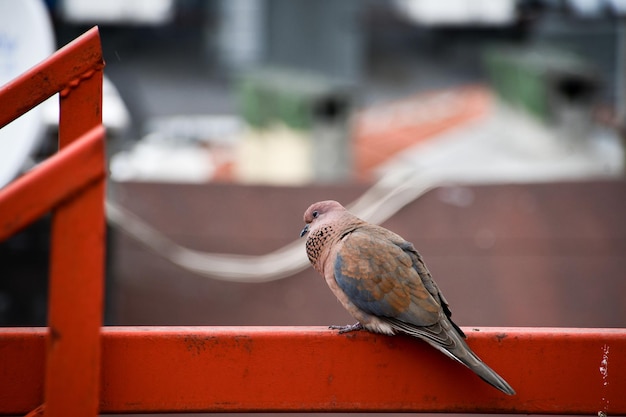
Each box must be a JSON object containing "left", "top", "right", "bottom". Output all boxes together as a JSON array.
[{"left": 312, "top": 210, "right": 319, "bottom": 218}]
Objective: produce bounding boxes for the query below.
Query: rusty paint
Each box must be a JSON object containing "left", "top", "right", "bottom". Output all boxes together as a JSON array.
[
  {"left": 496, "top": 332, "right": 508, "bottom": 342},
  {"left": 1, "top": 327, "right": 625, "bottom": 415}
]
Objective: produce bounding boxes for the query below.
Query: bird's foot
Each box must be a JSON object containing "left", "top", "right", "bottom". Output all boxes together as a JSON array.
[{"left": 329, "top": 322, "right": 363, "bottom": 334}]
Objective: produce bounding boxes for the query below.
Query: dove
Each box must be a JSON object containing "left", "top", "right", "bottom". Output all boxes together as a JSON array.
[{"left": 300, "top": 200, "right": 515, "bottom": 396}]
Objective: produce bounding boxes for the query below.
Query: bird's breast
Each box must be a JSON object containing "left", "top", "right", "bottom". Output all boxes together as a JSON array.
[{"left": 305, "top": 225, "right": 337, "bottom": 269}]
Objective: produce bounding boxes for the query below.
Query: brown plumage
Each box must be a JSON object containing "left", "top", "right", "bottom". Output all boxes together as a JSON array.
[{"left": 300, "top": 200, "right": 515, "bottom": 396}]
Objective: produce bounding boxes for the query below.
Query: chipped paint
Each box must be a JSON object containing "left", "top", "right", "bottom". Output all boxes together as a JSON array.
[
  {"left": 600, "top": 344, "right": 609, "bottom": 383},
  {"left": 599, "top": 344, "right": 610, "bottom": 414}
]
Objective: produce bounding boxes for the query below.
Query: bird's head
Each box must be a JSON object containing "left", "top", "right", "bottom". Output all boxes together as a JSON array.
[{"left": 300, "top": 200, "right": 345, "bottom": 238}]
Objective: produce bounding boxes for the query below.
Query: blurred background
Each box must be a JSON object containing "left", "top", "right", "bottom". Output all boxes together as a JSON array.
[{"left": 1, "top": 0, "right": 625, "bottom": 366}]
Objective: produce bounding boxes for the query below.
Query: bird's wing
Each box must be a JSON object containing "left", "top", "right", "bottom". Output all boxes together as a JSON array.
[
  {"left": 395, "top": 239, "right": 466, "bottom": 338},
  {"left": 333, "top": 227, "right": 441, "bottom": 327}
]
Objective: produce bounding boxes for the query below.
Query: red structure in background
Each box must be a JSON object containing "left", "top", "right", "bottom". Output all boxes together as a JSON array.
[
  {"left": 0, "top": 27, "right": 625, "bottom": 417},
  {"left": 353, "top": 86, "right": 490, "bottom": 179}
]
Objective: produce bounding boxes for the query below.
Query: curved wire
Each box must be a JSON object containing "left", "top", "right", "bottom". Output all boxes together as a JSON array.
[{"left": 106, "top": 170, "right": 445, "bottom": 283}]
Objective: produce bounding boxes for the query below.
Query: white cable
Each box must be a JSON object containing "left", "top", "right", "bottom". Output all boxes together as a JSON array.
[{"left": 105, "top": 170, "right": 444, "bottom": 283}]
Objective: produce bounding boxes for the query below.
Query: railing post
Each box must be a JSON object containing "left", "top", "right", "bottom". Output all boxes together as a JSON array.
[{"left": 44, "top": 30, "right": 105, "bottom": 417}]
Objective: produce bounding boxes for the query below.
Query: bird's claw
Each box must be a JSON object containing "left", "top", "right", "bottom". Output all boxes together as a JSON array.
[{"left": 329, "top": 322, "right": 363, "bottom": 334}]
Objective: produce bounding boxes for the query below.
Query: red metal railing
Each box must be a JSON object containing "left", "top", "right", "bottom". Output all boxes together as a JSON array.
[
  {"left": 0, "top": 326, "right": 624, "bottom": 415},
  {"left": 0, "top": 27, "right": 105, "bottom": 417},
  {"left": 1, "top": 27, "right": 625, "bottom": 417}
]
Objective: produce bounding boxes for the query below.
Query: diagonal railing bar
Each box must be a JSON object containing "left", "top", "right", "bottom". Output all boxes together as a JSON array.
[{"left": 0, "top": 126, "right": 105, "bottom": 241}]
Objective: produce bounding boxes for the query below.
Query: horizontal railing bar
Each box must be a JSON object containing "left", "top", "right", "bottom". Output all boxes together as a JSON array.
[
  {"left": 0, "top": 326, "right": 623, "bottom": 415},
  {"left": 0, "top": 27, "right": 104, "bottom": 129},
  {"left": 0, "top": 125, "right": 106, "bottom": 241}
]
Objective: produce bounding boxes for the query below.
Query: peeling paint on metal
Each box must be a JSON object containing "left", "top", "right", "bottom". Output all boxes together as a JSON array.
[{"left": 599, "top": 344, "right": 610, "bottom": 414}]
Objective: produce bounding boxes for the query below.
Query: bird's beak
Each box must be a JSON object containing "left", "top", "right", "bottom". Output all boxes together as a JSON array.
[{"left": 299, "top": 224, "right": 310, "bottom": 238}]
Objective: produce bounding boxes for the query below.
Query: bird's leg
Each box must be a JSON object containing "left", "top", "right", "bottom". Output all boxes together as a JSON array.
[{"left": 329, "top": 322, "right": 363, "bottom": 334}]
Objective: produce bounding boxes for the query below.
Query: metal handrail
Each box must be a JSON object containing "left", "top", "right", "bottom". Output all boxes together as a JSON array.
[
  {"left": 0, "top": 326, "right": 624, "bottom": 415},
  {"left": 0, "top": 27, "right": 106, "bottom": 417}
]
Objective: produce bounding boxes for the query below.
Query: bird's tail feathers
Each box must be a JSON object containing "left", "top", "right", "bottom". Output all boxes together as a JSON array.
[
  {"left": 387, "top": 316, "right": 515, "bottom": 396},
  {"left": 440, "top": 319, "right": 516, "bottom": 396}
]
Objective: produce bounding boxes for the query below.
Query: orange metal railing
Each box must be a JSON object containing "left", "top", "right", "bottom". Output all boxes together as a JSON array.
[
  {"left": 1, "top": 27, "right": 626, "bottom": 417},
  {"left": 0, "top": 27, "right": 105, "bottom": 417},
  {"left": 0, "top": 326, "right": 624, "bottom": 415}
]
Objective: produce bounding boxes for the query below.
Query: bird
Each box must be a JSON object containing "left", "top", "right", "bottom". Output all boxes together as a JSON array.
[{"left": 300, "top": 200, "right": 515, "bottom": 396}]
